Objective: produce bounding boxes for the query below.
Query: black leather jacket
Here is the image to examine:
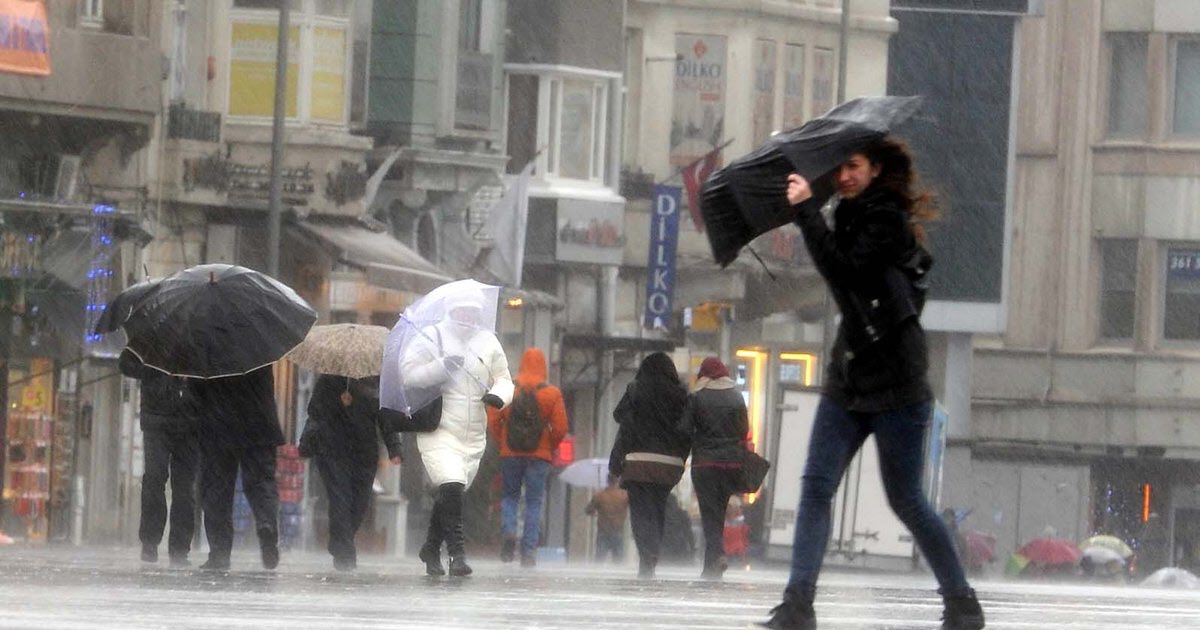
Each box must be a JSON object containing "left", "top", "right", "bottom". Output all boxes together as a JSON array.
[{"left": 794, "top": 186, "right": 934, "bottom": 412}]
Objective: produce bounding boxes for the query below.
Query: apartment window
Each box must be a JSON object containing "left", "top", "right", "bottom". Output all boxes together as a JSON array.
[
  {"left": 79, "top": 0, "right": 103, "bottom": 27},
  {"left": 1107, "top": 33, "right": 1148, "bottom": 138},
  {"left": 460, "top": 0, "right": 484, "bottom": 53},
  {"left": 228, "top": 0, "right": 350, "bottom": 124},
  {"left": 1172, "top": 39, "right": 1200, "bottom": 136},
  {"left": 1165, "top": 249, "right": 1200, "bottom": 341},
  {"left": 507, "top": 71, "right": 611, "bottom": 183},
  {"left": 1099, "top": 239, "right": 1138, "bottom": 340}
]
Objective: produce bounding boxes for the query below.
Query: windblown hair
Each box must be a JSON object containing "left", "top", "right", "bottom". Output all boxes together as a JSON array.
[{"left": 861, "top": 136, "right": 939, "bottom": 244}]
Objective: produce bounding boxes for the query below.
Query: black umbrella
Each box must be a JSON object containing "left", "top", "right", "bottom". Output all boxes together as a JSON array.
[
  {"left": 93, "top": 278, "right": 162, "bottom": 334},
  {"left": 700, "top": 96, "right": 923, "bottom": 266},
  {"left": 122, "top": 264, "right": 317, "bottom": 378}
]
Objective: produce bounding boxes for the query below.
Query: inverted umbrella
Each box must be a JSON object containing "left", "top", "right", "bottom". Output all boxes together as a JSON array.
[
  {"left": 700, "top": 95, "right": 923, "bottom": 267},
  {"left": 93, "top": 277, "right": 162, "bottom": 334},
  {"left": 287, "top": 324, "right": 390, "bottom": 379},
  {"left": 122, "top": 264, "right": 317, "bottom": 378},
  {"left": 380, "top": 279, "right": 500, "bottom": 416}
]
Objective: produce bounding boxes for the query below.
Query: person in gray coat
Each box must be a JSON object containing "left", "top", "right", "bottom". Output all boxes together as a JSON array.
[{"left": 680, "top": 357, "right": 749, "bottom": 580}]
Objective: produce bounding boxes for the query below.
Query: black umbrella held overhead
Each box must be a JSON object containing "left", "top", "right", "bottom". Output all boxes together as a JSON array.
[
  {"left": 93, "top": 277, "right": 162, "bottom": 335},
  {"left": 700, "top": 96, "right": 923, "bottom": 267},
  {"left": 121, "top": 264, "right": 317, "bottom": 379}
]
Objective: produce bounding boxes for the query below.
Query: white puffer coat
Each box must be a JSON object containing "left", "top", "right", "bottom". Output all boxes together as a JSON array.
[{"left": 402, "top": 321, "right": 513, "bottom": 487}]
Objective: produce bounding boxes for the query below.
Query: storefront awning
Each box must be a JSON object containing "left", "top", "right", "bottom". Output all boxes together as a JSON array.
[{"left": 296, "top": 220, "right": 453, "bottom": 295}]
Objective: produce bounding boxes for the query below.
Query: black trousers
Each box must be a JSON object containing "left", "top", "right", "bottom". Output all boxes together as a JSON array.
[
  {"left": 625, "top": 482, "right": 672, "bottom": 569},
  {"left": 200, "top": 440, "right": 278, "bottom": 560},
  {"left": 691, "top": 466, "right": 739, "bottom": 571},
  {"left": 316, "top": 455, "right": 376, "bottom": 564},
  {"left": 139, "top": 428, "right": 200, "bottom": 558}
]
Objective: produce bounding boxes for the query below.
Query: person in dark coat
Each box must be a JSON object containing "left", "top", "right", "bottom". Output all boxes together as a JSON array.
[
  {"left": 299, "top": 374, "right": 402, "bottom": 571},
  {"left": 192, "top": 366, "right": 284, "bottom": 571},
  {"left": 119, "top": 350, "right": 200, "bottom": 567},
  {"left": 759, "top": 138, "right": 983, "bottom": 630},
  {"left": 680, "top": 356, "right": 749, "bottom": 579},
  {"left": 608, "top": 352, "right": 691, "bottom": 579}
]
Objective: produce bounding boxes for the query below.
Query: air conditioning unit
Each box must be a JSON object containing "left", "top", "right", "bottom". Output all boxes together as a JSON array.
[{"left": 54, "top": 155, "right": 81, "bottom": 201}]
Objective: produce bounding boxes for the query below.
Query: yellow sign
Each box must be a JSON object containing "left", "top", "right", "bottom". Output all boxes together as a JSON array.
[
  {"left": 229, "top": 22, "right": 299, "bottom": 118},
  {"left": 0, "top": 0, "right": 50, "bottom": 77},
  {"left": 19, "top": 358, "right": 53, "bottom": 413},
  {"left": 311, "top": 26, "right": 346, "bottom": 122}
]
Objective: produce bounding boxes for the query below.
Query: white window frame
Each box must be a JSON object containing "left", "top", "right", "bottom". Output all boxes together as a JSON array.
[
  {"left": 226, "top": 0, "right": 353, "bottom": 127},
  {"left": 1168, "top": 36, "right": 1200, "bottom": 140},
  {"left": 79, "top": 0, "right": 104, "bottom": 28},
  {"left": 505, "top": 65, "right": 617, "bottom": 187}
]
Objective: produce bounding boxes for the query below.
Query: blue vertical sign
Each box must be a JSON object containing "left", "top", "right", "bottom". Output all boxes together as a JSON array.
[{"left": 644, "top": 185, "right": 682, "bottom": 329}]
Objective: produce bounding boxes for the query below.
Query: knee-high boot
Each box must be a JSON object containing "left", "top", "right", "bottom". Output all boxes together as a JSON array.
[
  {"left": 419, "top": 493, "right": 446, "bottom": 576},
  {"left": 438, "top": 483, "right": 471, "bottom": 577}
]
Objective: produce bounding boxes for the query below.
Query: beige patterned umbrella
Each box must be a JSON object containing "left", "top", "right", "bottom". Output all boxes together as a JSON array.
[{"left": 287, "top": 324, "right": 389, "bottom": 378}]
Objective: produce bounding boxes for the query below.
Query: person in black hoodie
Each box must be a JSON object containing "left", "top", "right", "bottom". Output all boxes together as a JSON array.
[
  {"left": 119, "top": 350, "right": 200, "bottom": 566},
  {"left": 192, "top": 366, "right": 283, "bottom": 571},
  {"left": 680, "top": 356, "right": 749, "bottom": 580},
  {"left": 608, "top": 352, "right": 691, "bottom": 579},
  {"left": 299, "top": 374, "right": 402, "bottom": 571},
  {"left": 758, "top": 138, "right": 984, "bottom": 630}
]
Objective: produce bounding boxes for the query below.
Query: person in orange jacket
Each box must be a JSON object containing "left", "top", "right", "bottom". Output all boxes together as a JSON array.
[{"left": 487, "top": 348, "right": 569, "bottom": 566}]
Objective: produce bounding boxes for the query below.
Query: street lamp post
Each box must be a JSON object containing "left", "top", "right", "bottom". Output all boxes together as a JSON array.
[{"left": 267, "top": 0, "right": 290, "bottom": 277}]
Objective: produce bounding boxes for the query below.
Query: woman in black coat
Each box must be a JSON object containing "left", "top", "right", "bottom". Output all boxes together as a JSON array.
[
  {"left": 680, "top": 357, "right": 749, "bottom": 580},
  {"left": 759, "top": 138, "right": 983, "bottom": 630},
  {"left": 299, "top": 374, "right": 401, "bottom": 571},
  {"left": 609, "top": 352, "right": 691, "bottom": 579}
]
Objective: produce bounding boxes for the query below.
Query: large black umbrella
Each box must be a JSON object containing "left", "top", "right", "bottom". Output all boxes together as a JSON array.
[
  {"left": 700, "top": 96, "right": 923, "bottom": 266},
  {"left": 93, "top": 277, "right": 162, "bottom": 334},
  {"left": 122, "top": 264, "right": 317, "bottom": 378}
]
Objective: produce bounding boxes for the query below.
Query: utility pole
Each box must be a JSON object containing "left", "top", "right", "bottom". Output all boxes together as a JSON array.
[
  {"left": 821, "top": 0, "right": 851, "bottom": 384},
  {"left": 267, "top": 0, "right": 290, "bottom": 277}
]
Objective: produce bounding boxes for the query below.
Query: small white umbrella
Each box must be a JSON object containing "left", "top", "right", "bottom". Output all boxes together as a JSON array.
[{"left": 559, "top": 458, "right": 610, "bottom": 489}]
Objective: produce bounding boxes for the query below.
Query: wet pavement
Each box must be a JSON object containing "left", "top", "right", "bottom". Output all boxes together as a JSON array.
[{"left": 0, "top": 546, "right": 1198, "bottom": 628}]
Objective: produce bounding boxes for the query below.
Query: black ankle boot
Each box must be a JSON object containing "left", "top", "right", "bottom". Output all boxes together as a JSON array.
[
  {"left": 258, "top": 527, "right": 280, "bottom": 570},
  {"left": 419, "top": 543, "right": 446, "bottom": 576},
  {"left": 757, "top": 584, "right": 816, "bottom": 630},
  {"left": 940, "top": 588, "right": 985, "bottom": 630},
  {"left": 448, "top": 554, "right": 473, "bottom": 577}
]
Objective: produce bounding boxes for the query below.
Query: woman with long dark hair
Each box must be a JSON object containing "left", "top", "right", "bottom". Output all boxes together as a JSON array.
[
  {"left": 758, "top": 138, "right": 984, "bottom": 630},
  {"left": 608, "top": 352, "right": 691, "bottom": 579}
]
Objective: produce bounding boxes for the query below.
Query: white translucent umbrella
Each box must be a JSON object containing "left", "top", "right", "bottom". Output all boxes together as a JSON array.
[
  {"left": 380, "top": 279, "right": 500, "bottom": 415},
  {"left": 559, "top": 458, "right": 610, "bottom": 489},
  {"left": 1141, "top": 567, "right": 1200, "bottom": 589}
]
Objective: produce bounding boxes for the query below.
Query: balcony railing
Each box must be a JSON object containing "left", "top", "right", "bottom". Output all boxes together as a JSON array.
[{"left": 167, "top": 105, "right": 221, "bottom": 143}]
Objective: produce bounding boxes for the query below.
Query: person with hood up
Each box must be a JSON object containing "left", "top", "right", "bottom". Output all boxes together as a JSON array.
[
  {"left": 680, "top": 356, "right": 749, "bottom": 580},
  {"left": 299, "top": 374, "right": 402, "bottom": 571},
  {"left": 487, "top": 347, "right": 568, "bottom": 567},
  {"left": 119, "top": 350, "right": 201, "bottom": 567},
  {"left": 401, "top": 288, "right": 514, "bottom": 577},
  {"left": 191, "top": 366, "right": 284, "bottom": 571},
  {"left": 758, "top": 138, "right": 983, "bottom": 630},
  {"left": 608, "top": 351, "right": 691, "bottom": 579}
]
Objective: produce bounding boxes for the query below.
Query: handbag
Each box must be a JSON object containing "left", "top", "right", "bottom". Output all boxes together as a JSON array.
[
  {"left": 386, "top": 328, "right": 445, "bottom": 433},
  {"left": 737, "top": 449, "right": 771, "bottom": 493}
]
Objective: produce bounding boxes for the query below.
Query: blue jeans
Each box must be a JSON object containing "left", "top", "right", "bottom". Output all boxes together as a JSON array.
[
  {"left": 500, "top": 457, "right": 551, "bottom": 555},
  {"left": 595, "top": 528, "right": 625, "bottom": 562},
  {"left": 788, "top": 397, "right": 970, "bottom": 594}
]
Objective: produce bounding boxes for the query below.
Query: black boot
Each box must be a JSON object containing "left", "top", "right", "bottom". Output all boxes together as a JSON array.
[
  {"left": 141, "top": 543, "right": 158, "bottom": 563},
  {"left": 439, "top": 483, "right": 471, "bottom": 577},
  {"left": 940, "top": 588, "right": 985, "bottom": 630},
  {"left": 637, "top": 554, "right": 657, "bottom": 579},
  {"left": 420, "top": 495, "right": 446, "bottom": 576},
  {"left": 500, "top": 537, "right": 517, "bottom": 563},
  {"left": 258, "top": 527, "right": 280, "bottom": 570},
  {"left": 757, "top": 583, "right": 816, "bottom": 630}
]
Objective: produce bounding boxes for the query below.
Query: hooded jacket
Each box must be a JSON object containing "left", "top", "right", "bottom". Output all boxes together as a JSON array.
[
  {"left": 299, "top": 374, "right": 402, "bottom": 464},
  {"left": 401, "top": 318, "right": 514, "bottom": 487},
  {"left": 793, "top": 185, "right": 934, "bottom": 412},
  {"left": 488, "top": 348, "right": 569, "bottom": 462},
  {"left": 680, "top": 377, "right": 749, "bottom": 466},
  {"left": 609, "top": 352, "right": 691, "bottom": 486}
]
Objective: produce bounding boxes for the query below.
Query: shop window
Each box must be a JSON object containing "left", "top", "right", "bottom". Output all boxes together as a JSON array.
[
  {"left": 1107, "top": 33, "right": 1148, "bottom": 138},
  {"left": 1099, "top": 239, "right": 1137, "bottom": 340},
  {"left": 1172, "top": 38, "right": 1200, "bottom": 136},
  {"left": 1165, "top": 249, "right": 1200, "bottom": 341}
]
